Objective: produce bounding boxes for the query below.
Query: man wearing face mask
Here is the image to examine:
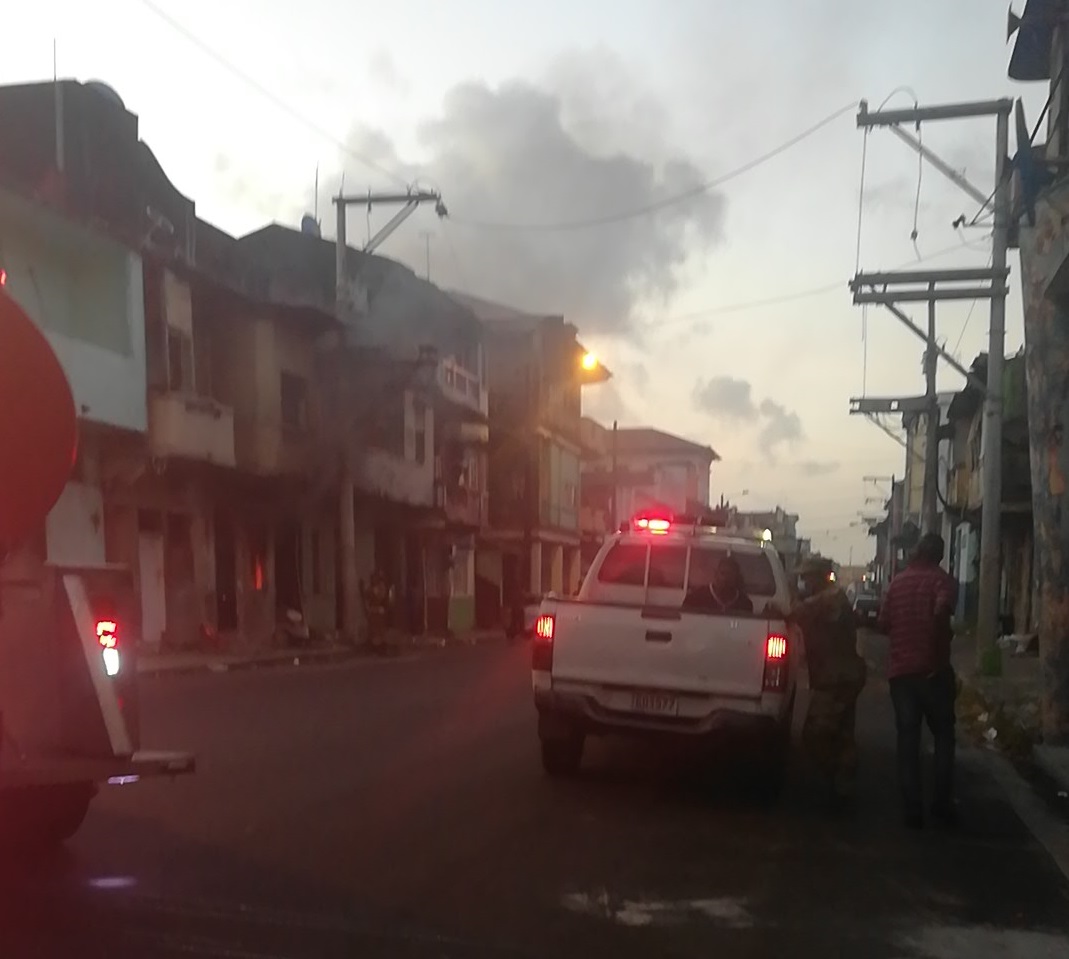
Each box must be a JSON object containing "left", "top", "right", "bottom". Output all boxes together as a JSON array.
[{"left": 788, "top": 557, "right": 868, "bottom": 806}]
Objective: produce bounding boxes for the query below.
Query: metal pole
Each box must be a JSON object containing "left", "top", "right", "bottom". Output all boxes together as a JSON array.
[
  {"left": 335, "top": 199, "right": 360, "bottom": 644},
  {"left": 976, "top": 108, "right": 1011, "bottom": 675},
  {"left": 610, "top": 420, "right": 618, "bottom": 531},
  {"left": 922, "top": 287, "right": 940, "bottom": 533}
]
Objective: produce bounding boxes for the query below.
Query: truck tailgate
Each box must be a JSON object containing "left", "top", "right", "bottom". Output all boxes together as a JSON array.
[{"left": 549, "top": 601, "right": 774, "bottom": 699}]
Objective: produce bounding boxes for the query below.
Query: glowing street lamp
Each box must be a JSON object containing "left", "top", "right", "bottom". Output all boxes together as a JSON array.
[
  {"left": 761, "top": 528, "right": 774, "bottom": 543},
  {"left": 581, "top": 351, "right": 599, "bottom": 372}
]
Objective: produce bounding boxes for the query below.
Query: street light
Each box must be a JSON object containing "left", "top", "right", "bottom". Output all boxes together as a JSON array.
[
  {"left": 581, "top": 351, "right": 599, "bottom": 372},
  {"left": 761, "top": 528, "right": 773, "bottom": 543}
]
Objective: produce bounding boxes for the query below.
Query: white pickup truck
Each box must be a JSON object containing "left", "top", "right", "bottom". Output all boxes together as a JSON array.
[{"left": 531, "top": 512, "right": 798, "bottom": 794}]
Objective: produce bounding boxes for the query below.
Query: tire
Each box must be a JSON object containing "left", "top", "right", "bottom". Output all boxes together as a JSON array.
[
  {"left": 0, "top": 783, "right": 95, "bottom": 849},
  {"left": 540, "top": 734, "right": 584, "bottom": 777}
]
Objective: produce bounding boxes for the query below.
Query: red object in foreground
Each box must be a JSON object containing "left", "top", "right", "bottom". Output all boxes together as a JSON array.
[
  {"left": 763, "top": 632, "right": 789, "bottom": 692},
  {"left": 0, "top": 285, "right": 78, "bottom": 546},
  {"left": 532, "top": 613, "right": 555, "bottom": 672}
]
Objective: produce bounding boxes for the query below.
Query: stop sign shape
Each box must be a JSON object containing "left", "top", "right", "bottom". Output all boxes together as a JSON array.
[{"left": 0, "top": 283, "right": 77, "bottom": 547}]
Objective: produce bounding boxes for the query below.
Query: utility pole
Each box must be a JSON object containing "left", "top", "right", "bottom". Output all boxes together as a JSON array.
[
  {"left": 610, "top": 420, "right": 618, "bottom": 530},
  {"left": 851, "top": 97, "right": 1013, "bottom": 675},
  {"left": 976, "top": 106, "right": 1011, "bottom": 676},
  {"left": 922, "top": 285, "right": 940, "bottom": 533},
  {"left": 332, "top": 188, "right": 446, "bottom": 643},
  {"left": 419, "top": 230, "right": 433, "bottom": 281}
]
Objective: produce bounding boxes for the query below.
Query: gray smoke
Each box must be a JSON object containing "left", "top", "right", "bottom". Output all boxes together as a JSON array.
[
  {"left": 692, "top": 375, "right": 804, "bottom": 456},
  {"left": 316, "top": 52, "right": 725, "bottom": 336}
]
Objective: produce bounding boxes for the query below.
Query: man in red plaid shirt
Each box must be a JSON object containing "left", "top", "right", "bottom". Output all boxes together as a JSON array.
[{"left": 878, "top": 533, "right": 959, "bottom": 829}]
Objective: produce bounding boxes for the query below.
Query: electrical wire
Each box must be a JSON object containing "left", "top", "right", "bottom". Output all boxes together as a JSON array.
[
  {"left": 951, "top": 253, "right": 993, "bottom": 357},
  {"left": 136, "top": 0, "right": 410, "bottom": 188},
  {"left": 447, "top": 102, "right": 860, "bottom": 233},
  {"left": 911, "top": 110, "right": 923, "bottom": 260},
  {"left": 651, "top": 236, "right": 991, "bottom": 328},
  {"left": 855, "top": 129, "right": 869, "bottom": 274}
]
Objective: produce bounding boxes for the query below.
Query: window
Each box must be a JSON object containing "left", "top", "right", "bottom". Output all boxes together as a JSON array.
[
  {"left": 413, "top": 399, "right": 427, "bottom": 464},
  {"left": 647, "top": 545, "right": 687, "bottom": 589},
  {"left": 280, "top": 372, "right": 309, "bottom": 432},
  {"left": 596, "top": 543, "right": 647, "bottom": 586},
  {"left": 688, "top": 547, "right": 777, "bottom": 596},
  {"left": 167, "top": 328, "right": 194, "bottom": 392}
]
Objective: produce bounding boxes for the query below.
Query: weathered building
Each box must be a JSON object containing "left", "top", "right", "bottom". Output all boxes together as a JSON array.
[{"left": 453, "top": 294, "right": 609, "bottom": 624}]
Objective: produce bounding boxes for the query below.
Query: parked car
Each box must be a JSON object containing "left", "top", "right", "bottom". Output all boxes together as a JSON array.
[{"left": 853, "top": 589, "right": 881, "bottom": 628}]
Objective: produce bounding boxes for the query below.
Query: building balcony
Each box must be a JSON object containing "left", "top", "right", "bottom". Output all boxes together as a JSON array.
[
  {"left": 438, "top": 358, "right": 488, "bottom": 417},
  {"left": 436, "top": 482, "right": 488, "bottom": 528},
  {"left": 149, "top": 390, "right": 235, "bottom": 467},
  {"left": 356, "top": 448, "right": 435, "bottom": 507}
]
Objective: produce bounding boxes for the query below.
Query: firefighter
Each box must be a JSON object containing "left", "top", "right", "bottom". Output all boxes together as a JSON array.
[
  {"left": 361, "top": 569, "right": 392, "bottom": 652},
  {"left": 788, "top": 556, "right": 868, "bottom": 805}
]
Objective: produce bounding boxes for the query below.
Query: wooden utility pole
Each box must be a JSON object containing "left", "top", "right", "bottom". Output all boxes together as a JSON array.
[{"left": 852, "top": 97, "right": 1013, "bottom": 675}]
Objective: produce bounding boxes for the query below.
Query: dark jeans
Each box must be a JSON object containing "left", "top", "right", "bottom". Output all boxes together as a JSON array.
[{"left": 888, "top": 666, "right": 957, "bottom": 818}]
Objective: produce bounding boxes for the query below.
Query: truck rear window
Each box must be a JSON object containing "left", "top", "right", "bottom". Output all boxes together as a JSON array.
[
  {"left": 596, "top": 543, "right": 647, "bottom": 585},
  {"left": 688, "top": 547, "right": 777, "bottom": 596}
]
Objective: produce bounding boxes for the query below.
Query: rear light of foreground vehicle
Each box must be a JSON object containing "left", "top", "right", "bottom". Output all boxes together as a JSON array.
[
  {"left": 532, "top": 613, "right": 555, "bottom": 671},
  {"left": 762, "top": 632, "right": 788, "bottom": 692},
  {"left": 96, "top": 617, "right": 121, "bottom": 677}
]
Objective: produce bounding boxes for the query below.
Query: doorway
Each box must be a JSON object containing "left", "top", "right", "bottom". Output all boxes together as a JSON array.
[{"left": 214, "top": 511, "right": 238, "bottom": 630}]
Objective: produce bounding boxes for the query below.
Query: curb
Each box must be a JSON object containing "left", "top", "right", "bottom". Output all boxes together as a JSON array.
[{"left": 138, "top": 631, "right": 512, "bottom": 678}]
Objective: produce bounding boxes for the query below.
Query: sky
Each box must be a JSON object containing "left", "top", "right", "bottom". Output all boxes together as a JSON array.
[{"left": 4, "top": 0, "right": 1047, "bottom": 564}]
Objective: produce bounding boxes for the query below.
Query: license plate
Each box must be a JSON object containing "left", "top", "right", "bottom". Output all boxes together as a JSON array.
[{"left": 630, "top": 691, "right": 679, "bottom": 716}]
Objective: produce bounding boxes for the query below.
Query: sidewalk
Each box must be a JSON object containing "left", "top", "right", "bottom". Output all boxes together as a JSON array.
[
  {"left": 953, "top": 630, "right": 1069, "bottom": 799},
  {"left": 137, "top": 628, "right": 509, "bottom": 677}
]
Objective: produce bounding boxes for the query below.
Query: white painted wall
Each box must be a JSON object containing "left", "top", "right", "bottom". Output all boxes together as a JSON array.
[
  {"left": 45, "top": 482, "right": 106, "bottom": 566},
  {"left": 0, "top": 188, "right": 147, "bottom": 433}
]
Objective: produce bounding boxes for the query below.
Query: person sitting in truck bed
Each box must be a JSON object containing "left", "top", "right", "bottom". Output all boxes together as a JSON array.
[{"left": 683, "top": 553, "right": 754, "bottom": 614}]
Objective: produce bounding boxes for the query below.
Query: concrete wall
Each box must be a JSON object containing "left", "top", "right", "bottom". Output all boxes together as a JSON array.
[{"left": 0, "top": 188, "right": 147, "bottom": 432}]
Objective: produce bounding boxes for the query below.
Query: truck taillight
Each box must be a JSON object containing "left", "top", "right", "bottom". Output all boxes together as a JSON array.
[
  {"left": 96, "top": 618, "right": 121, "bottom": 676},
  {"left": 763, "top": 632, "right": 788, "bottom": 692},
  {"left": 532, "top": 614, "right": 555, "bottom": 671}
]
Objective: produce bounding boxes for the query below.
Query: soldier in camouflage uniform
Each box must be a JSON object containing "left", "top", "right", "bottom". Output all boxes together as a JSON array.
[{"left": 788, "top": 557, "right": 868, "bottom": 803}]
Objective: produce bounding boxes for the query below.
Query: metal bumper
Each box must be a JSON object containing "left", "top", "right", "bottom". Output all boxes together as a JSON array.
[
  {"left": 535, "top": 688, "right": 782, "bottom": 743},
  {"left": 0, "top": 749, "right": 195, "bottom": 790}
]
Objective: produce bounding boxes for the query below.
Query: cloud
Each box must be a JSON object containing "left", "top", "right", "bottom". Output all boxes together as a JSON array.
[
  {"left": 757, "top": 399, "right": 804, "bottom": 451},
  {"left": 692, "top": 375, "right": 758, "bottom": 420},
  {"left": 795, "top": 459, "right": 840, "bottom": 477},
  {"left": 692, "top": 376, "right": 804, "bottom": 456},
  {"left": 315, "top": 50, "right": 725, "bottom": 336},
  {"left": 367, "top": 49, "right": 409, "bottom": 96}
]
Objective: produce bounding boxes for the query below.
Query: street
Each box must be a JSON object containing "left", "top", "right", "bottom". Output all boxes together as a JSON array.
[{"left": 2, "top": 638, "right": 1068, "bottom": 958}]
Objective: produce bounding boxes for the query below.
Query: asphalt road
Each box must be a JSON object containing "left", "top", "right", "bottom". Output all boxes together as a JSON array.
[{"left": 2, "top": 637, "right": 1068, "bottom": 958}]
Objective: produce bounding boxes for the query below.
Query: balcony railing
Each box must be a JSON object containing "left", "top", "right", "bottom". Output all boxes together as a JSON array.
[
  {"left": 436, "top": 482, "right": 488, "bottom": 528},
  {"left": 149, "top": 391, "right": 235, "bottom": 467},
  {"left": 356, "top": 448, "right": 435, "bottom": 507},
  {"left": 438, "top": 358, "right": 488, "bottom": 416}
]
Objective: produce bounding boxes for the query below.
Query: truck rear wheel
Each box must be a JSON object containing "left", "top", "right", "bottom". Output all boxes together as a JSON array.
[
  {"left": 540, "top": 734, "right": 584, "bottom": 777},
  {"left": 0, "top": 783, "right": 96, "bottom": 848}
]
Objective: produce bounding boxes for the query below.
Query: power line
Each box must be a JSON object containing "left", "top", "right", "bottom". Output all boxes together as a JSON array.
[
  {"left": 651, "top": 235, "right": 992, "bottom": 327},
  {"left": 136, "top": 0, "right": 409, "bottom": 188},
  {"left": 447, "top": 102, "right": 860, "bottom": 233}
]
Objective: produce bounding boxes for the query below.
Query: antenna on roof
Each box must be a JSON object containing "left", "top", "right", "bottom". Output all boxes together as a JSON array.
[{"left": 314, "top": 163, "right": 319, "bottom": 228}]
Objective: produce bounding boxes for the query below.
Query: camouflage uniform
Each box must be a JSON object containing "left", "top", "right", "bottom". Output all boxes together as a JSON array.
[{"left": 789, "top": 562, "right": 868, "bottom": 792}]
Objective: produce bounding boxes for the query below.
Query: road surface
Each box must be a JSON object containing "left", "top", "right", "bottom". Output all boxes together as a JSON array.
[{"left": 2, "top": 637, "right": 1068, "bottom": 958}]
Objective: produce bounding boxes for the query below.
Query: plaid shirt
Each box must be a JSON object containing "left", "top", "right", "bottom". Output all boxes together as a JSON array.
[{"left": 878, "top": 560, "right": 958, "bottom": 678}]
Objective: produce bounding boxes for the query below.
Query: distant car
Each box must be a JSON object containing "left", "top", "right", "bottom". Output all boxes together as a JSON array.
[{"left": 853, "top": 590, "right": 881, "bottom": 628}]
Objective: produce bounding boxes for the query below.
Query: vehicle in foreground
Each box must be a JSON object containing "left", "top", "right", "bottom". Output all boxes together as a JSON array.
[
  {"left": 530, "top": 510, "right": 798, "bottom": 794},
  {"left": 0, "top": 282, "right": 194, "bottom": 848}
]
